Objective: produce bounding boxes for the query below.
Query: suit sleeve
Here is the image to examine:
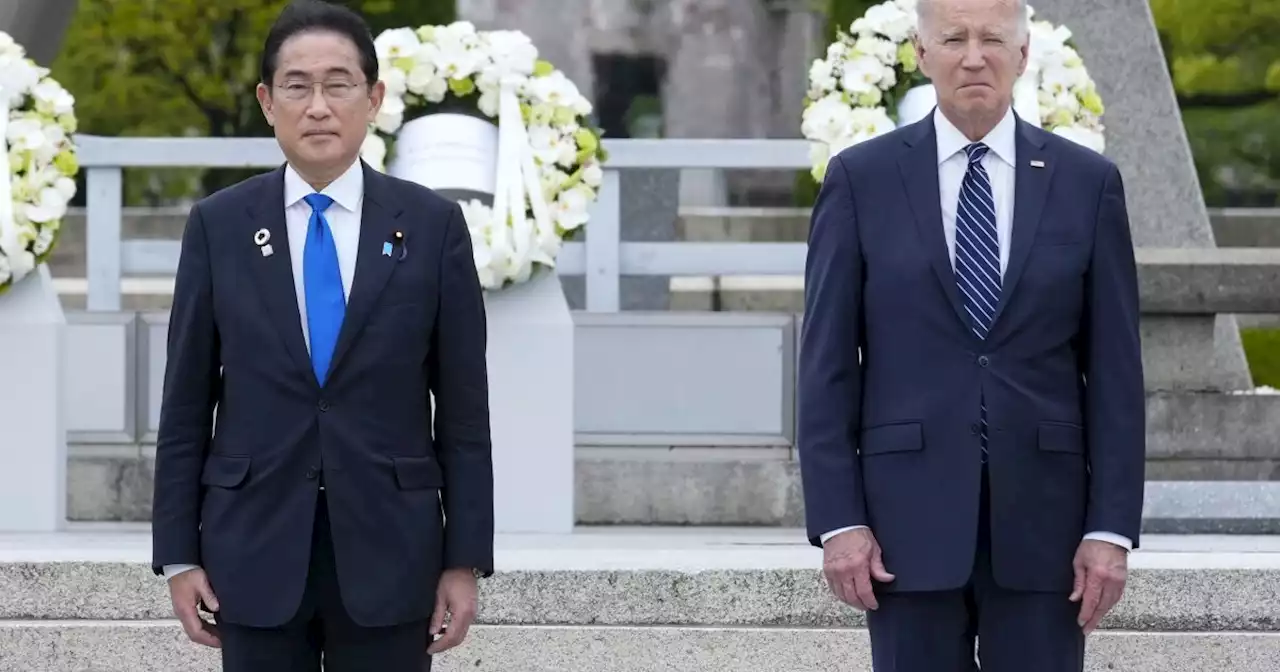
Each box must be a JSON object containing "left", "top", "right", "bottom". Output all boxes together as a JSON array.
[
  {"left": 428, "top": 203, "right": 495, "bottom": 576},
  {"left": 797, "top": 155, "right": 868, "bottom": 548},
  {"left": 151, "top": 202, "right": 220, "bottom": 574},
  {"left": 1082, "top": 164, "right": 1146, "bottom": 549}
]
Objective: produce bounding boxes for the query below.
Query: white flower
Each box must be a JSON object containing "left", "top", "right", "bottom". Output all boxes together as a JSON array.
[
  {"left": 840, "top": 55, "right": 891, "bottom": 94},
  {"left": 405, "top": 62, "right": 438, "bottom": 94},
  {"left": 852, "top": 36, "right": 897, "bottom": 66},
  {"left": 421, "top": 76, "right": 448, "bottom": 103},
  {"left": 0, "top": 55, "right": 41, "bottom": 107},
  {"left": 374, "top": 95, "right": 404, "bottom": 134},
  {"left": 852, "top": 2, "right": 915, "bottom": 43},
  {"left": 381, "top": 67, "right": 408, "bottom": 98},
  {"left": 477, "top": 89, "right": 500, "bottom": 117},
  {"left": 25, "top": 186, "right": 68, "bottom": 223},
  {"left": 483, "top": 30, "right": 537, "bottom": 79},
  {"left": 581, "top": 162, "right": 603, "bottom": 188},
  {"left": 801, "top": 95, "right": 857, "bottom": 145},
  {"left": 360, "top": 133, "right": 387, "bottom": 171},
  {"left": 809, "top": 59, "right": 838, "bottom": 92},
  {"left": 32, "top": 80, "right": 74, "bottom": 116},
  {"left": 1052, "top": 125, "right": 1104, "bottom": 153},
  {"left": 528, "top": 126, "right": 576, "bottom": 167},
  {"left": 425, "top": 24, "right": 483, "bottom": 80},
  {"left": 552, "top": 185, "right": 592, "bottom": 232},
  {"left": 375, "top": 28, "right": 422, "bottom": 61},
  {"left": 528, "top": 71, "right": 581, "bottom": 108}
]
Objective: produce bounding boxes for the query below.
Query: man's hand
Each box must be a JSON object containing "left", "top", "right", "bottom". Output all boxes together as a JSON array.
[
  {"left": 168, "top": 568, "right": 221, "bottom": 648},
  {"left": 1069, "top": 539, "right": 1128, "bottom": 634},
  {"left": 427, "top": 568, "right": 479, "bottom": 655},
  {"left": 822, "top": 528, "right": 895, "bottom": 611}
]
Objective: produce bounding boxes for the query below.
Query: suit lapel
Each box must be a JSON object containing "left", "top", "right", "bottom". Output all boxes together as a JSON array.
[
  {"left": 245, "top": 166, "right": 317, "bottom": 388},
  {"left": 324, "top": 162, "right": 404, "bottom": 380},
  {"left": 990, "top": 120, "right": 1054, "bottom": 330},
  {"left": 899, "top": 116, "right": 971, "bottom": 331}
]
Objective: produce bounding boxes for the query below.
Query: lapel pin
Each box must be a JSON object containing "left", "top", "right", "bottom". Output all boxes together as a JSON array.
[
  {"left": 254, "top": 228, "right": 273, "bottom": 257},
  {"left": 1030, "top": 160, "right": 1045, "bottom": 168},
  {"left": 382, "top": 241, "right": 393, "bottom": 257}
]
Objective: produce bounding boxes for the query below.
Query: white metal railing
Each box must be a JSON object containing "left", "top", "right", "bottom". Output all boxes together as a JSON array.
[{"left": 74, "top": 135, "right": 814, "bottom": 312}]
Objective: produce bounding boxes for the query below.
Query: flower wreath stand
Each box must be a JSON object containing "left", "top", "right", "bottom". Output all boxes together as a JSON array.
[
  {"left": 0, "top": 32, "right": 79, "bottom": 531},
  {"left": 368, "top": 23, "right": 608, "bottom": 534}
]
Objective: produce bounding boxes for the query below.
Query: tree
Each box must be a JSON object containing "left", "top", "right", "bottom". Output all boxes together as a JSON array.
[
  {"left": 1150, "top": 0, "right": 1280, "bottom": 206},
  {"left": 49, "top": 0, "right": 457, "bottom": 206}
]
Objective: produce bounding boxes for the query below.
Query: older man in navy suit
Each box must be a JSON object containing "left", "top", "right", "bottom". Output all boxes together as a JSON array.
[{"left": 797, "top": 0, "right": 1146, "bottom": 669}]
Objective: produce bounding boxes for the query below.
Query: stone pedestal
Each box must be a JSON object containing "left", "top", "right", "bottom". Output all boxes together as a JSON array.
[
  {"left": 0, "top": 265, "right": 67, "bottom": 531},
  {"left": 1029, "top": 0, "right": 1253, "bottom": 391},
  {"left": 483, "top": 270, "right": 574, "bottom": 533}
]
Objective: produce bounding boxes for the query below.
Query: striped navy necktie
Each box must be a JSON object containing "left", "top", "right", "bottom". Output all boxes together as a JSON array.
[{"left": 953, "top": 142, "right": 999, "bottom": 461}]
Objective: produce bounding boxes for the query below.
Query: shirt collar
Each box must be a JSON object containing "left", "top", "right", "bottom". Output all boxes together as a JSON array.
[
  {"left": 284, "top": 158, "right": 364, "bottom": 212},
  {"left": 933, "top": 105, "right": 1016, "bottom": 167}
]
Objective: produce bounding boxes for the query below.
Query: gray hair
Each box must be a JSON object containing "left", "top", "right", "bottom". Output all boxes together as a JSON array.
[{"left": 916, "top": 0, "right": 1029, "bottom": 40}]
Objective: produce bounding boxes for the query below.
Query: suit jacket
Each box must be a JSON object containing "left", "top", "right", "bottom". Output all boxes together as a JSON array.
[
  {"left": 797, "top": 113, "right": 1145, "bottom": 594},
  {"left": 151, "top": 161, "right": 494, "bottom": 629}
]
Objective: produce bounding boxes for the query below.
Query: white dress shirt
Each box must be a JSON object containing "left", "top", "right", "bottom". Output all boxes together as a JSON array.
[
  {"left": 819, "top": 109, "right": 1132, "bottom": 553},
  {"left": 163, "top": 159, "right": 366, "bottom": 581}
]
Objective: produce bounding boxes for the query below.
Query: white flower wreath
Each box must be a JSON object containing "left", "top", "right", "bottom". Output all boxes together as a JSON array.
[
  {"left": 363, "top": 21, "right": 608, "bottom": 290},
  {"left": 0, "top": 31, "right": 79, "bottom": 295},
  {"left": 801, "top": 0, "right": 1105, "bottom": 182}
]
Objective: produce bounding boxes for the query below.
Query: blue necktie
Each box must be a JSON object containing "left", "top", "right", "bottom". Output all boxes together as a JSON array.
[
  {"left": 302, "top": 193, "right": 345, "bottom": 386},
  {"left": 954, "top": 142, "right": 1000, "bottom": 461}
]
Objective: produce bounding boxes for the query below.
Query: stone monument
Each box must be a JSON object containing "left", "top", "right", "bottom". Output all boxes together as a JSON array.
[
  {"left": 0, "top": 0, "right": 77, "bottom": 66},
  {"left": 0, "top": 267, "right": 68, "bottom": 532},
  {"left": 1027, "top": 0, "right": 1252, "bottom": 391}
]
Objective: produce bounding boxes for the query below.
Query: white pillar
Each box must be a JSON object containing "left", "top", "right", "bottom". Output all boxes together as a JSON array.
[
  {"left": 483, "top": 270, "right": 575, "bottom": 533},
  {"left": 0, "top": 265, "right": 68, "bottom": 531}
]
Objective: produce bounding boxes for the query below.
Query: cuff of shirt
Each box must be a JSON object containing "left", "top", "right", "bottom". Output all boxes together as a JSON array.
[
  {"left": 1083, "top": 531, "right": 1132, "bottom": 552},
  {"left": 819, "top": 525, "right": 868, "bottom": 544},
  {"left": 162, "top": 564, "right": 200, "bottom": 580}
]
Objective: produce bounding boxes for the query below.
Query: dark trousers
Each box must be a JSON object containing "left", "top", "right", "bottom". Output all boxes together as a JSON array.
[
  {"left": 216, "top": 491, "right": 433, "bottom": 672},
  {"left": 866, "top": 467, "right": 1085, "bottom": 672}
]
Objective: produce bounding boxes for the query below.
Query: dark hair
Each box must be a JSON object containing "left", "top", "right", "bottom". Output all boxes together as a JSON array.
[{"left": 260, "top": 0, "right": 379, "bottom": 86}]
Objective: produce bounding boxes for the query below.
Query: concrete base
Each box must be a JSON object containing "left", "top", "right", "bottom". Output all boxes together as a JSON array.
[
  {"left": 483, "top": 270, "right": 575, "bottom": 533},
  {"left": 0, "top": 529, "right": 1278, "bottom": 671},
  {"left": 0, "top": 624, "right": 1276, "bottom": 672},
  {"left": 0, "top": 266, "right": 67, "bottom": 532}
]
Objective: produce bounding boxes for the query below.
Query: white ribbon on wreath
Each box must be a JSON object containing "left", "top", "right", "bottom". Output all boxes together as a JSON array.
[{"left": 490, "top": 77, "right": 554, "bottom": 272}]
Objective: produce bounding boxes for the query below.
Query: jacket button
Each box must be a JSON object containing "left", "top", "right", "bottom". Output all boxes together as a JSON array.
[
  {"left": 318, "top": 400, "right": 330, "bottom": 412},
  {"left": 970, "top": 423, "right": 981, "bottom": 435},
  {"left": 305, "top": 467, "right": 319, "bottom": 480},
  {"left": 977, "top": 355, "right": 990, "bottom": 367}
]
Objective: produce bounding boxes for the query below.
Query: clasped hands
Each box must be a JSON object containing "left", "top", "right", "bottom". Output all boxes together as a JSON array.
[
  {"left": 821, "top": 529, "right": 1127, "bottom": 633},
  {"left": 167, "top": 567, "right": 480, "bottom": 652}
]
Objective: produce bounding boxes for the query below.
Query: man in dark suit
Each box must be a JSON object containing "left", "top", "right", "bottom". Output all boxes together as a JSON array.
[
  {"left": 797, "top": 0, "right": 1145, "bottom": 669},
  {"left": 150, "top": 2, "right": 494, "bottom": 670}
]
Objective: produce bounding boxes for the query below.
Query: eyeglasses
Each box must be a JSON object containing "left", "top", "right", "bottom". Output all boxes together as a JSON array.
[{"left": 275, "top": 80, "right": 367, "bottom": 102}]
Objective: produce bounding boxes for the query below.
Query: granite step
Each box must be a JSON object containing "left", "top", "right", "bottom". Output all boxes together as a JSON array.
[
  {"left": 1, "top": 528, "right": 1278, "bottom": 670},
  {"left": 1, "top": 622, "right": 1277, "bottom": 671}
]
